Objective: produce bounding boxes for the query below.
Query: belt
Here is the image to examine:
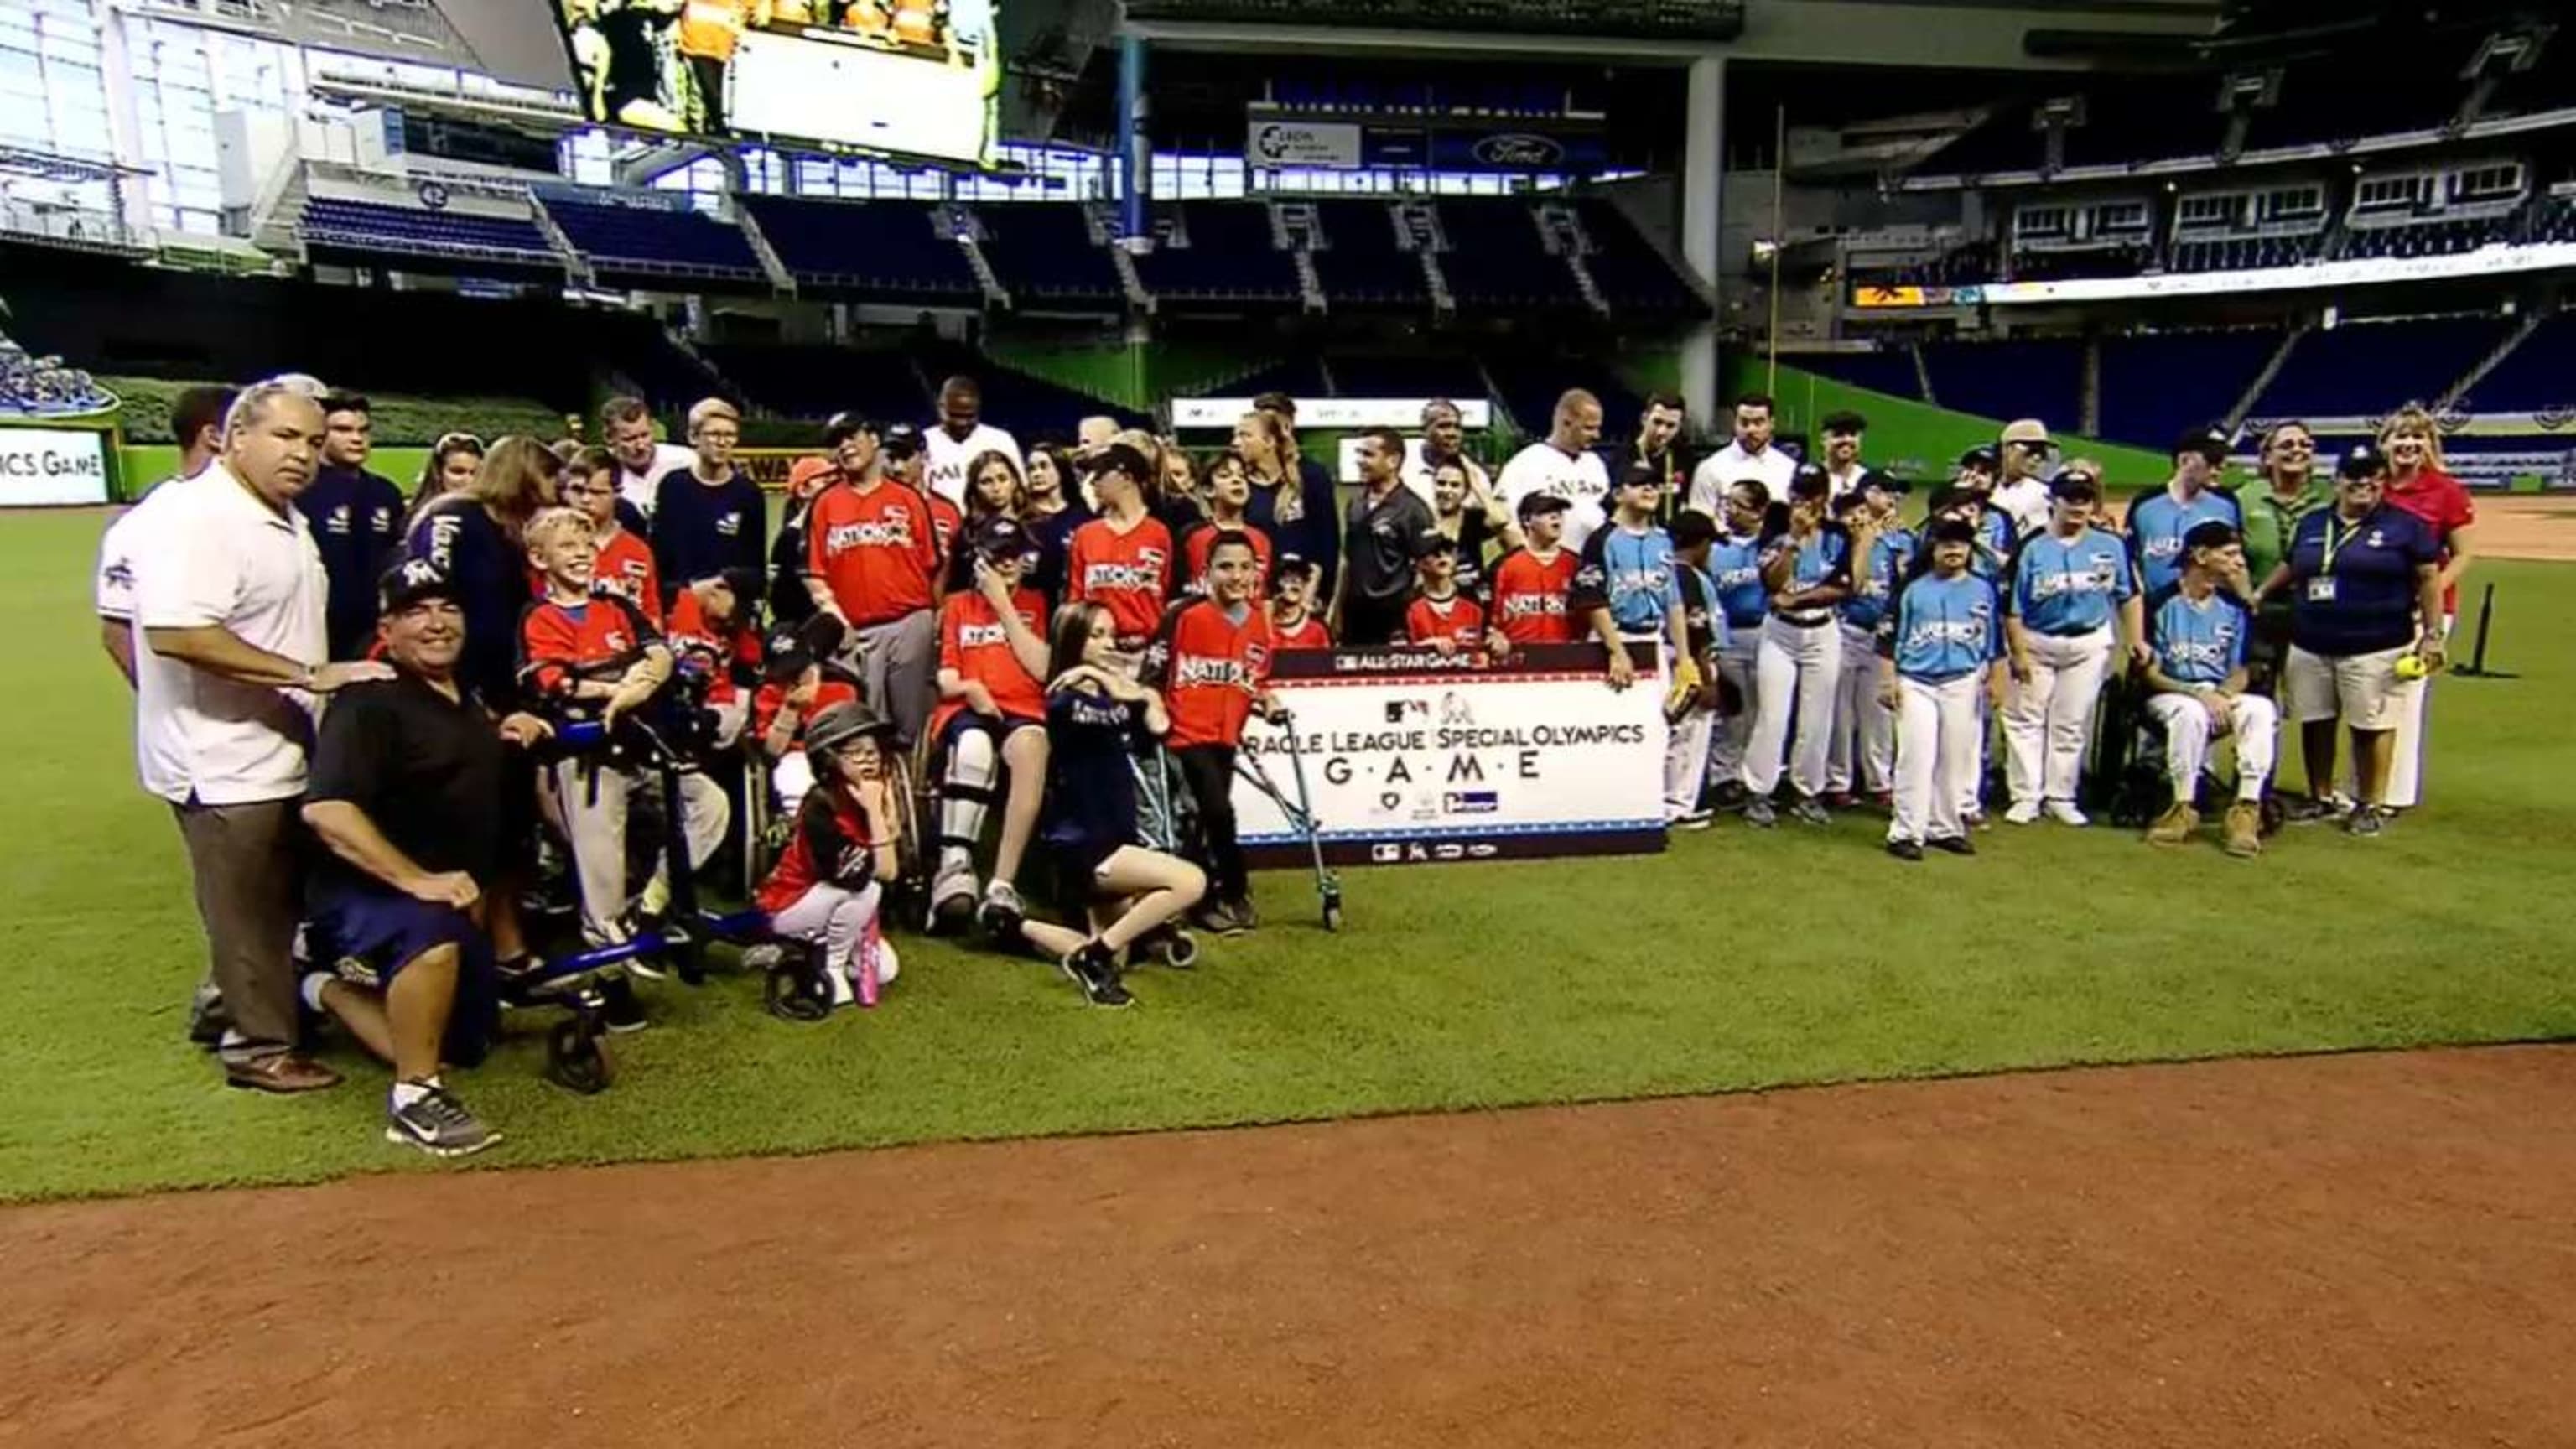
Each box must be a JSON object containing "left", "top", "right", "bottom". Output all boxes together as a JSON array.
[
  {"left": 1770, "top": 610, "right": 1833, "bottom": 629},
  {"left": 2035, "top": 623, "right": 2109, "bottom": 639}
]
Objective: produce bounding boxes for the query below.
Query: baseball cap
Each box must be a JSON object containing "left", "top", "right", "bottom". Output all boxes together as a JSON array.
[
  {"left": 970, "top": 513, "right": 1036, "bottom": 562},
  {"left": 1929, "top": 517, "right": 1979, "bottom": 546},
  {"left": 2336, "top": 444, "right": 2389, "bottom": 480},
  {"left": 803, "top": 701, "right": 894, "bottom": 758},
  {"left": 2174, "top": 424, "right": 2232, "bottom": 465},
  {"left": 2048, "top": 470, "right": 2101, "bottom": 503},
  {"left": 1787, "top": 462, "right": 1832, "bottom": 501},
  {"left": 1085, "top": 441, "right": 1154, "bottom": 482},
  {"left": 2182, "top": 520, "right": 2241, "bottom": 553},
  {"left": 1828, "top": 491, "right": 1866, "bottom": 519},
  {"left": 1618, "top": 461, "right": 1666, "bottom": 491},
  {"left": 2001, "top": 418, "right": 2054, "bottom": 451},
  {"left": 823, "top": 412, "right": 878, "bottom": 448},
  {"left": 1857, "top": 467, "right": 1911, "bottom": 496},
  {"left": 762, "top": 623, "right": 814, "bottom": 683},
  {"left": 1516, "top": 491, "right": 1573, "bottom": 522},
  {"left": 881, "top": 423, "right": 924, "bottom": 461},
  {"left": 1410, "top": 527, "right": 1460, "bottom": 561},
  {"left": 1274, "top": 551, "right": 1315, "bottom": 581},
  {"left": 1819, "top": 409, "right": 1867, "bottom": 436},
  {"left": 716, "top": 565, "right": 764, "bottom": 605},
  {"left": 786, "top": 455, "right": 837, "bottom": 494},
  {"left": 378, "top": 558, "right": 459, "bottom": 615},
  {"left": 1957, "top": 444, "right": 2000, "bottom": 471}
]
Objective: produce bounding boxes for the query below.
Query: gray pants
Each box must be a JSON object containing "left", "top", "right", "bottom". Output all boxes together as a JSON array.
[
  {"left": 548, "top": 761, "right": 731, "bottom": 944},
  {"left": 171, "top": 797, "right": 303, "bottom": 1063},
  {"left": 849, "top": 610, "right": 939, "bottom": 749}
]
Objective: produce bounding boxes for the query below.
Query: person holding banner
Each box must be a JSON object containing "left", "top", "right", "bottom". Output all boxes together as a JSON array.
[
  {"left": 1483, "top": 493, "right": 1582, "bottom": 655},
  {"left": 1741, "top": 465, "right": 1853, "bottom": 828},
  {"left": 1878, "top": 517, "right": 2008, "bottom": 861},
  {"left": 1569, "top": 463, "right": 1689, "bottom": 698},
  {"left": 1150, "top": 532, "right": 1279, "bottom": 937}
]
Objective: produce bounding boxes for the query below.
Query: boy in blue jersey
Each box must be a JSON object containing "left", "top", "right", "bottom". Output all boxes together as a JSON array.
[
  {"left": 1742, "top": 465, "right": 1854, "bottom": 828},
  {"left": 2127, "top": 425, "right": 2244, "bottom": 595},
  {"left": 1664, "top": 509, "right": 1727, "bottom": 828},
  {"left": 2142, "top": 522, "right": 2275, "bottom": 856},
  {"left": 1571, "top": 463, "right": 1692, "bottom": 702},
  {"left": 1877, "top": 519, "right": 2007, "bottom": 860},
  {"left": 2000, "top": 471, "right": 2148, "bottom": 827},
  {"left": 1826, "top": 479, "right": 1913, "bottom": 808},
  {"left": 1702, "top": 480, "right": 1773, "bottom": 810}
]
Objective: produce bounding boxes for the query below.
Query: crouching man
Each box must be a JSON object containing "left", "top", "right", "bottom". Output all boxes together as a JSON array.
[{"left": 302, "top": 561, "right": 555, "bottom": 1156}]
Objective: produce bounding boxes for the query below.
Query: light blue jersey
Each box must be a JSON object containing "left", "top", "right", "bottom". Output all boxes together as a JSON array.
[
  {"left": 1572, "top": 523, "right": 1683, "bottom": 635},
  {"left": 1841, "top": 526, "right": 1916, "bottom": 631},
  {"left": 2129, "top": 486, "right": 2242, "bottom": 595},
  {"left": 1709, "top": 531, "right": 1768, "bottom": 630},
  {"left": 2147, "top": 586, "right": 2250, "bottom": 686},
  {"left": 1878, "top": 570, "right": 2003, "bottom": 683},
  {"left": 2009, "top": 527, "right": 2136, "bottom": 635}
]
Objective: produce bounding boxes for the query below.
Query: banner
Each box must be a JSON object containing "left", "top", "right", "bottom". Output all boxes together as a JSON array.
[
  {"left": 0, "top": 425, "right": 112, "bottom": 506},
  {"left": 1234, "top": 643, "right": 1666, "bottom": 868},
  {"left": 1247, "top": 120, "right": 1364, "bottom": 169},
  {"left": 1171, "top": 397, "right": 1493, "bottom": 430}
]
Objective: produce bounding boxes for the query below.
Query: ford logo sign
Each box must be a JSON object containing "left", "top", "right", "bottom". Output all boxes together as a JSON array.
[{"left": 1472, "top": 133, "right": 1563, "bottom": 168}]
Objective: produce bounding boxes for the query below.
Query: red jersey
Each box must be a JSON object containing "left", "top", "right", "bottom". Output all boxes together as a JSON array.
[
  {"left": 1404, "top": 591, "right": 1485, "bottom": 651},
  {"left": 1153, "top": 597, "right": 1275, "bottom": 749},
  {"left": 531, "top": 527, "right": 663, "bottom": 626},
  {"left": 1486, "top": 546, "right": 1582, "bottom": 646},
  {"left": 665, "top": 587, "right": 760, "bottom": 705},
  {"left": 1182, "top": 520, "right": 1275, "bottom": 596},
  {"left": 756, "top": 786, "right": 877, "bottom": 915},
  {"left": 929, "top": 585, "right": 1048, "bottom": 738},
  {"left": 518, "top": 592, "right": 658, "bottom": 704},
  {"left": 1067, "top": 513, "right": 1176, "bottom": 645},
  {"left": 1270, "top": 612, "right": 1332, "bottom": 652},
  {"left": 2384, "top": 466, "right": 2475, "bottom": 615},
  {"left": 927, "top": 492, "right": 964, "bottom": 569},
  {"left": 806, "top": 480, "right": 941, "bottom": 627},
  {"left": 750, "top": 677, "right": 860, "bottom": 750}
]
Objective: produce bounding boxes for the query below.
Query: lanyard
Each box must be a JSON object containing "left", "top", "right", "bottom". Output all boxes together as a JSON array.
[{"left": 2321, "top": 510, "right": 2371, "bottom": 576}]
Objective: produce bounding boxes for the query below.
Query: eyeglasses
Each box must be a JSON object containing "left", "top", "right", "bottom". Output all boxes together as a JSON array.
[{"left": 2009, "top": 440, "right": 2054, "bottom": 454}]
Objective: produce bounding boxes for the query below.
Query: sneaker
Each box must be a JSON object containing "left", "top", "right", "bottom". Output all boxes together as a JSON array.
[
  {"left": 1228, "top": 896, "right": 1259, "bottom": 931},
  {"left": 1670, "top": 808, "right": 1716, "bottom": 832},
  {"left": 2003, "top": 800, "right": 2042, "bottom": 826},
  {"left": 1964, "top": 809, "right": 1991, "bottom": 832},
  {"left": 1742, "top": 796, "right": 1777, "bottom": 829},
  {"left": 186, "top": 981, "right": 231, "bottom": 1048},
  {"left": 1189, "top": 900, "right": 1246, "bottom": 937},
  {"left": 385, "top": 1084, "right": 500, "bottom": 1159},
  {"left": 1885, "top": 839, "right": 1924, "bottom": 862},
  {"left": 2283, "top": 793, "right": 2341, "bottom": 825},
  {"left": 1927, "top": 834, "right": 1976, "bottom": 857},
  {"left": 598, "top": 974, "right": 650, "bottom": 1034},
  {"left": 977, "top": 879, "right": 1027, "bottom": 939},
  {"left": 2145, "top": 802, "right": 2199, "bottom": 847},
  {"left": 2345, "top": 805, "right": 2387, "bottom": 839},
  {"left": 1060, "top": 943, "right": 1133, "bottom": 1008},
  {"left": 1823, "top": 791, "right": 1858, "bottom": 811},
  {"left": 2222, "top": 802, "right": 2264, "bottom": 857},
  {"left": 1787, "top": 796, "right": 1832, "bottom": 828},
  {"left": 1709, "top": 780, "right": 1750, "bottom": 813},
  {"left": 2044, "top": 799, "right": 2090, "bottom": 828},
  {"left": 927, "top": 858, "right": 978, "bottom": 934}
]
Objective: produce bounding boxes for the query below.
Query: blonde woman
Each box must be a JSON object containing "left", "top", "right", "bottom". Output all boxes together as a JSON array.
[{"left": 2366, "top": 405, "right": 2477, "bottom": 811}]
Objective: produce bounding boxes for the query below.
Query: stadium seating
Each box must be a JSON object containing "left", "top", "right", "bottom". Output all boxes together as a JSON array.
[
  {"left": 2169, "top": 236, "right": 2315, "bottom": 273},
  {"left": 1309, "top": 200, "right": 1428, "bottom": 309},
  {"left": 1324, "top": 351, "right": 1484, "bottom": 400},
  {"left": 1132, "top": 203, "right": 1302, "bottom": 306},
  {"left": 1790, "top": 350, "right": 1923, "bottom": 402},
  {"left": 2340, "top": 216, "right": 2515, "bottom": 262},
  {"left": 1433, "top": 200, "right": 1587, "bottom": 311},
  {"left": 541, "top": 199, "right": 765, "bottom": 288},
  {"left": 299, "top": 196, "right": 559, "bottom": 274},
  {"left": 2246, "top": 315, "right": 2506, "bottom": 419},
  {"left": 974, "top": 204, "right": 1124, "bottom": 309},
  {"left": 739, "top": 196, "right": 981, "bottom": 303},
  {"left": 1574, "top": 200, "right": 1704, "bottom": 315},
  {"left": 1919, "top": 337, "right": 2083, "bottom": 434},
  {"left": 2096, "top": 330, "right": 2276, "bottom": 453},
  {"left": 703, "top": 344, "right": 929, "bottom": 421},
  {"left": 2533, "top": 195, "right": 2576, "bottom": 246},
  {"left": 2461, "top": 310, "right": 2576, "bottom": 413}
]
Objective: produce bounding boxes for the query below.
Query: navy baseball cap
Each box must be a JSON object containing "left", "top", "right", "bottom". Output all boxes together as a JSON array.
[
  {"left": 2336, "top": 444, "right": 2389, "bottom": 480},
  {"left": 763, "top": 624, "right": 814, "bottom": 683},
  {"left": 881, "top": 423, "right": 924, "bottom": 460},
  {"left": 2176, "top": 424, "right": 2233, "bottom": 465},
  {"left": 1857, "top": 468, "right": 1911, "bottom": 496},
  {"left": 1957, "top": 444, "right": 2000, "bottom": 471},
  {"left": 1929, "top": 517, "right": 1979, "bottom": 546},
  {"left": 1411, "top": 527, "right": 1462, "bottom": 561},
  {"left": 1788, "top": 463, "right": 1832, "bottom": 501},
  {"left": 971, "top": 514, "right": 1036, "bottom": 562},
  {"left": 823, "top": 412, "right": 878, "bottom": 447},
  {"left": 2183, "top": 520, "right": 2241, "bottom": 553},
  {"left": 1516, "top": 491, "right": 1573, "bottom": 522},
  {"left": 378, "top": 558, "right": 459, "bottom": 615},
  {"left": 2048, "top": 471, "right": 2101, "bottom": 503},
  {"left": 1085, "top": 441, "right": 1154, "bottom": 482}
]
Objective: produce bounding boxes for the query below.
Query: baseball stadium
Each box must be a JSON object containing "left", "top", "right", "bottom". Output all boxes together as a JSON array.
[{"left": 4, "top": 0, "right": 2575, "bottom": 1442}]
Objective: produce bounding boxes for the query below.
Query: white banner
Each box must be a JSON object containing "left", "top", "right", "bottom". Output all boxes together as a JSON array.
[
  {"left": 0, "top": 425, "right": 111, "bottom": 506},
  {"left": 730, "top": 29, "right": 994, "bottom": 165},
  {"left": 1976, "top": 242, "right": 2576, "bottom": 306},
  {"left": 1247, "top": 120, "right": 1363, "bottom": 169},
  {"left": 1171, "top": 397, "right": 1493, "bottom": 431},
  {"left": 1233, "top": 648, "right": 1666, "bottom": 867}
]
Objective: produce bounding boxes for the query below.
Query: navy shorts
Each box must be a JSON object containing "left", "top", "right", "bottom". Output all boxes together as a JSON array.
[
  {"left": 937, "top": 709, "right": 1045, "bottom": 760},
  {"left": 306, "top": 886, "right": 500, "bottom": 1067}
]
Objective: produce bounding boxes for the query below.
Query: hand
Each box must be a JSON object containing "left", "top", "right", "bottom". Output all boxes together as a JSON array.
[
  {"left": 1427, "top": 636, "right": 1458, "bottom": 657},
  {"left": 2129, "top": 641, "right": 2156, "bottom": 671},
  {"left": 1486, "top": 634, "right": 1512, "bottom": 663},
  {"left": 963, "top": 681, "right": 999, "bottom": 716},
  {"left": 2199, "top": 691, "right": 2233, "bottom": 738},
  {"left": 309, "top": 660, "right": 396, "bottom": 693},
  {"left": 1046, "top": 664, "right": 1100, "bottom": 695},
  {"left": 1987, "top": 680, "right": 2008, "bottom": 713},
  {"left": 974, "top": 557, "right": 1013, "bottom": 605},
  {"left": 496, "top": 712, "right": 553, "bottom": 747},
  {"left": 1252, "top": 692, "right": 1285, "bottom": 722},
  {"left": 2009, "top": 657, "right": 2033, "bottom": 685},
  {"left": 1605, "top": 647, "right": 1637, "bottom": 692},
  {"left": 2418, "top": 631, "right": 2448, "bottom": 670},
  {"left": 406, "top": 870, "right": 480, "bottom": 911},
  {"left": 786, "top": 677, "right": 819, "bottom": 710},
  {"left": 1877, "top": 683, "right": 1901, "bottom": 711}
]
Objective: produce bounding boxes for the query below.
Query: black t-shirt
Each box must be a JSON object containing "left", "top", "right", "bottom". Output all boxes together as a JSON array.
[
  {"left": 307, "top": 672, "right": 508, "bottom": 896},
  {"left": 649, "top": 466, "right": 767, "bottom": 601},
  {"left": 1343, "top": 484, "right": 1436, "bottom": 612}
]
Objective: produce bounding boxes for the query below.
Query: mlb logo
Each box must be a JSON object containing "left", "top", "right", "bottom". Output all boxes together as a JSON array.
[{"left": 1370, "top": 843, "right": 1400, "bottom": 864}]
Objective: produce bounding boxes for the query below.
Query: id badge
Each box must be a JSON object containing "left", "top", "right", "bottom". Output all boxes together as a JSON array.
[{"left": 2305, "top": 577, "right": 2338, "bottom": 603}]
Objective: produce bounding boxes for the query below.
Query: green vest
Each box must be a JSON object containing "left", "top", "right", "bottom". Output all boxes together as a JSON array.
[{"left": 2240, "top": 480, "right": 2332, "bottom": 610}]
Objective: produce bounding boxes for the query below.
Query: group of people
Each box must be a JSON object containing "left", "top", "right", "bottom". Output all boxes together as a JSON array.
[{"left": 92, "top": 369, "right": 2477, "bottom": 1160}]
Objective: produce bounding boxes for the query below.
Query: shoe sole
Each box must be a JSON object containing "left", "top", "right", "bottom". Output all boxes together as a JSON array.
[
  {"left": 1057, "top": 956, "right": 1131, "bottom": 1007},
  {"left": 384, "top": 1124, "right": 501, "bottom": 1158},
  {"left": 601, "top": 1018, "right": 651, "bottom": 1035}
]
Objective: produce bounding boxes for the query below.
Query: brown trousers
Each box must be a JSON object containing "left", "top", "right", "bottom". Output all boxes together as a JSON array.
[{"left": 171, "top": 797, "right": 304, "bottom": 1062}]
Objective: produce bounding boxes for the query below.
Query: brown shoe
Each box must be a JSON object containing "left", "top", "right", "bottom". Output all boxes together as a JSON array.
[
  {"left": 225, "top": 1054, "right": 343, "bottom": 1094},
  {"left": 2145, "top": 802, "right": 2199, "bottom": 847},
  {"left": 2222, "top": 802, "right": 2263, "bottom": 858}
]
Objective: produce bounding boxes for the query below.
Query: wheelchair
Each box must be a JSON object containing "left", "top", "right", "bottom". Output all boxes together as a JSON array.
[{"left": 2095, "top": 672, "right": 2286, "bottom": 836}]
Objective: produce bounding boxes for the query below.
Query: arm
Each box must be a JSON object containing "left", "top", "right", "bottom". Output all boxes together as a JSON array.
[
  {"left": 2251, "top": 561, "right": 2293, "bottom": 609},
  {"left": 144, "top": 626, "right": 382, "bottom": 693},
  {"left": 1587, "top": 606, "right": 1636, "bottom": 689},
  {"left": 302, "top": 800, "right": 476, "bottom": 907},
  {"left": 2412, "top": 564, "right": 2447, "bottom": 665},
  {"left": 2437, "top": 520, "right": 2478, "bottom": 600},
  {"left": 2119, "top": 592, "right": 2150, "bottom": 671},
  {"left": 2002, "top": 614, "right": 2034, "bottom": 683},
  {"left": 605, "top": 642, "right": 675, "bottom": 722},
  {"left": 101, "top": 618, "right": 137, "bottom": 686}
]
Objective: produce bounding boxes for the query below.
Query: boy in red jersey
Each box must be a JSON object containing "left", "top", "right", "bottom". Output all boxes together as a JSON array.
[
  {"left": 1180, "top": 449, "right": 1275, "bottom": 596},
  {"left": 1483, "top": 491, "right": 1583, "bottom": 657},
  {"left": 925, "top": 517, "right": 1054, "bottom": 937},
  {"left": 1148, "top": 531, "right": 1280, "bottom": 935},
  {"left": 561, "top": 445, "right": 662, "bottom": 624},
  {"left": 518, "top": 508, "right": 728, "bottom": 958},
  {"left": 663, "top": 568, "right": 762, "bottom": 745},
  {"left": 1267, "top": 553, "right": 1332, "bottom": 650},
  {"left": 1401, "top": 531, "right": 1484, "bottom": 654},
  {"left": 803, "top": 414, "right": 943, "bottom": 746},
  {"left": 1065, "top": 442, "right": 1176, "bottom": 657}
]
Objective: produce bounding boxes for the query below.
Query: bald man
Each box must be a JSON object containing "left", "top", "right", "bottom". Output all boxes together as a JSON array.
[{"left": 1498, "top": 388, "right": 1612, "bottom": 551}]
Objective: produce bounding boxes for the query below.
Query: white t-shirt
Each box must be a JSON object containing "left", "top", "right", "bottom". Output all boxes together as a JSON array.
[
  {"left": 1689, "top": 442, "right": 1799, "bottom": 517},
  {"left": 1991, "top": 476, "right": 2052, "bottom": 539},
  {"left": 618, "top": 443, "right": 698, "bottom": 520},
  {"left": 94, "top": 466, "right": 210, "bottom": 622},
  {"left": 1498, "top": 441, "right": 1613, "bottom": 552},
  {"left": 131, "top": 465, "right": 329, "bottom": 806},
  {"left": 922, "top": 422, "right": 1024, "bottom": 509}
]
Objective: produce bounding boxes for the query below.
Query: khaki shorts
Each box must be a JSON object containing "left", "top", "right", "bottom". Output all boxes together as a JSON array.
[{"left": 2285, "top": 644, "right": 2417, "bottom": 732}]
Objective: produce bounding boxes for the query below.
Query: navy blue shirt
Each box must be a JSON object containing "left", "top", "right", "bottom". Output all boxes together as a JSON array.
[
  {"left": 649, "top": 465, "right": 767, "bottom": 600},
  {"left": 2145, "top": 585, "right": 2251, "bottom": 687},
  {"left": 2284, "top": 505, "right": 2436, "bottom": 657},
  {"left": 295, "top": 464, "right": 407, "bottom": 660},
  {"left": 1025, "top": 500, "right": 1093, "bottom": 607},
  {"left": 407, "top": 497, "right": 529, "bottom": 705},
  {"left": 1041, "top": 688, "right": 1147, "bottom": 870},
  {"left": 1245, "top": 460, "right": 1341, "bottom": 600},
  {"left": 1878, "top": 570, "right": 2004, "bottom": 683},
  {"left": 2007, "top": 527, "right": 2137, "bottom": 636}
]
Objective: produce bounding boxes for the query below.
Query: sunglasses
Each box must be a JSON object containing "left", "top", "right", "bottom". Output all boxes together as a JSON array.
[{"left": 2010, "top": 440, "right": 2054, "bottom": 454}]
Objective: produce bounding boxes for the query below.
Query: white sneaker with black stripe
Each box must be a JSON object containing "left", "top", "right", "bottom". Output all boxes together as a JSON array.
[{"left": 385, "top": 1085, "right": 500, "bottom": 1158}]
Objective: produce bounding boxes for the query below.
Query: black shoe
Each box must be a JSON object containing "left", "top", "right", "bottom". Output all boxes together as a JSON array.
[
  {"left": 1885, "top": 839, "right": 1924, "bottom": 862},
  {"left": 2284, "top": 794, "right": 2341, "bottom": 824},
  {"left": 1742, "top": 796, "right": 1777, "bottom": 829},
  {"left": 1060, "top": 943, "right": 1133, "bottom": 1008},
  {"left": 1709, "top": 781, "right": 1750, "bottom": 813},
  {"left": 385, "top": 1084, "right": 501, "bottom": 1158},
  {"left": 598, "top": 974, "right": 650, "bottom": 1033},
  {"left": 1787, "top": 795, "right": 1832, "bottom": 828},
  {"left": 2345, "top": 805, "right": 2387, "bottom": 839},
  {"left": 1928, "top": 834, "right": 1976, "bottom": 856}
]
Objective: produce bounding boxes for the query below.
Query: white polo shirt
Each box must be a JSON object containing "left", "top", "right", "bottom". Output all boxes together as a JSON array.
[
  {"left": 1498, "top": 440, "right": 1613, "bottom": 551},
  {"left": 1689, "top": 441, "right": 1799, "bottom": 517},
  {"left": 94, "top": 465, "right": 212, "bottom": 623},
  {"left": 617, "top": 443, "right": 698, "bottom": 521},
  {"left": 132, "top": 465, "right": 329, "bottom": 807},
  {"left": 1991, "top": 475, "right": 2052, "bottom": 539},
  {"left": 922, "top": 422, "right": 1024, "bottom": 509}
]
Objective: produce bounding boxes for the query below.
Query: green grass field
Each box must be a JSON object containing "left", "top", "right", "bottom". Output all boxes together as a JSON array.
[{"left": 5, "top": 506, "right": 2572, "bottom": 1202}]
